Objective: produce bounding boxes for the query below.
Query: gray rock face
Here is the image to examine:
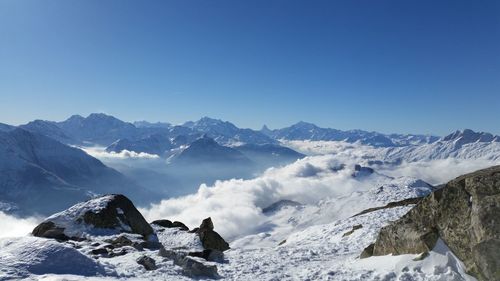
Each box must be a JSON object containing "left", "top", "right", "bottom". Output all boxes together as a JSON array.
[
  {"left": 136, "top": 255, "right": 157, "bottom": 270},
  {"left": 365, "top": 166, "right": 500, "bottom": 280},
  {"left": 33, "top": 194, "right": 155, "bottom": 240},
  {"left": 188, "top": 249, "right": 224, "bottom": 263},
  {"left": 197, "top": 217, "right": 230, "bottom": 252},
  {"left": 159, "top": 248, "right": 219, "bottom": 278},
  {"left": 151, "top": 219, "right": 189, "bottom": 231}
]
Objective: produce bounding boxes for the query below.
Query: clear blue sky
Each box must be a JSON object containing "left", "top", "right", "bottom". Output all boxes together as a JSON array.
[{"left": 0, "top": 0, "right": 499, "bottom": 135}]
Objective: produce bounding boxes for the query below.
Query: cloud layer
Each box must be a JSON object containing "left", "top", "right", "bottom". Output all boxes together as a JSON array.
[
  {"left": 141, "top": 155, "right": 384, "bottom": 240},
  {"left": 141, "top": 151, "right": 499, "bottom": 241},
  {"left": 0, "top": 212, "right": 40, "bottom": 238}
]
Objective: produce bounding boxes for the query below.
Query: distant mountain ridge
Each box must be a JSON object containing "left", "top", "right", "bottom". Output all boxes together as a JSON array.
[
  {"left": 263, "top": 121, "right": 440, "bottom": 147},
  {"left": 378, "top": 129, "right": 500, "bottom": 162},
  {"left": 13, "top": 113, "right": 500, "bottom": 153}
]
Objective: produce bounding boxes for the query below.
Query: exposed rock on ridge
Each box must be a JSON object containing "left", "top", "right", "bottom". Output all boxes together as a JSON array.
[{"left": 363, "top": 166, "right": 500, "bottom": 280}]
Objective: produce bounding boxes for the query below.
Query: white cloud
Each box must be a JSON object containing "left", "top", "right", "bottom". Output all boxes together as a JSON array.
[
  {"left": 141, "top": 142, "right": 499, "bottom": 241},
  {"left": 81, "top": 146, "right": 160, "bottom": 159},
  {"left": 0, "top": 212, "right": 40, "bottom": 238},
  {"left": 141, "top": 155, "right": 376, "bottom": 240}
]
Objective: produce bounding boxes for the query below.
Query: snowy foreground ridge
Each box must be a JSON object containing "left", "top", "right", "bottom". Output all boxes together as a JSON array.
[{"left": 0, "top": 164, "right": 481, "bottom": 281}]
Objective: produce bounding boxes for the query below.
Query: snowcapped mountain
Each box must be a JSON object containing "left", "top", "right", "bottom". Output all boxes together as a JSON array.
[
  {"left": 379, "top": 129, "right": 500, "bottom": 162},
  {"left": 174, "top": 135, "right": 253, "bottom": 166},
  {"left": 265, "top": 121, "right": 439, "bottom": 147},
  {"left": 0, "top": 128, "right": 156, "bottom": 216},
  {"left": 57, "top": 113, "right": 141, "bottom": 146},
  {"left": 184, "top": 117, "right": 277, "bottom": 145},
  {"left": 106, "top": 134, "right": 174, "bottom": 157},
  {"left": 133, "top": 120, "right": 172, "bottom": 129},
  {"left": 234, "top": 143, "right": 305, "bottom": 167}
]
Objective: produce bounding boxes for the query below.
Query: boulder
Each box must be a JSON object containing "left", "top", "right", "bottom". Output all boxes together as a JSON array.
[
  {"left": 136, "top": 255, "right": 157, "bottom": 270},
  {"left": 151, "top": 219, "right": 173, "bottom": 228},
  {"left": 32, "top": 194, "right": 155, "bottom": 241},
  {"left": 196, "top": 217, "right": 230, "bottom": 251},
  {"left": 188, "top": 249, "right": 224, "bottom": 263},
  {"left": 151, "top": 219, "right": 189, "bottom": 231},
  {"left": 172, "top": 221, "right": 189, "bottom": 231},
  {"left": 159, "top": 248, "right": 219, "bottom": 278},
  {"left": 363, "top": 166, "right": 500, "bottom": 281}
]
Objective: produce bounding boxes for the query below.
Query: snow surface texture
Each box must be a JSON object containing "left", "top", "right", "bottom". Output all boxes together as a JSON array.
[{"left": 0, "top": 237, "right": 107, "bottom": 279}]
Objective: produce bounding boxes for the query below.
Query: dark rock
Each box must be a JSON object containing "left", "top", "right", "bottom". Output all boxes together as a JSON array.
[
  {"left": 196, "top": 217, "right": 230, "bottom": 251},
  {"left": 137, "top": 255, "right": 157, "bottom": 270},
  {"left": 109, "top": 248, "right": 128, "bottom": 258},
  {"left": 342, "top": 224, "right": 363, "bottom": 237},
  {"left": 32, "top": 194, "right": 155, "bottom": 241},
  {"left": 105, "top": 235, "right": 134, "bottom": 248},
  {"left": 81, "top": 195, "right": 154, "bottom": 237},
  {"left": 151, "top": 219, "right": 173, "bottom": 228},
  {"left": 32, "top": 222, "right": 69, "bottom": 241},
  {"left": 188, "top": 249, "right": 224, "bottom": 263},
  {"left": 159, "top": 248, "right": 219, "bottom": 278},
  {"left": 351, "top": 164, "right": 374, "bottom": 178},
  {"left": 359, "top": 243, "right": 374, "bottom": 259},
  {"left": 366, "top": 166, "right": 500, "bottom": 281},
  {"left": 262, "top": 200, "right": 303, "bottom": 214},
  {"left": 278, "top": 239, "right": 287, "bottom": 246},
  {"left": 200, "top": 217, "right": 214, "bottom": 230},
  {"left": 172, "top": 221, "right": 189, "bottom": 231},
  {"left": 91, "top": 247, "right": 109, "bottom": 256},
  {"left": 352, "top": 197, "right": 422, "bottom": 217},
  {"left": 189, "top": 227, "right": 199, "bottom": 233},
  {"left": 152, "top": 219, "right": 189, "bottom": 231}
]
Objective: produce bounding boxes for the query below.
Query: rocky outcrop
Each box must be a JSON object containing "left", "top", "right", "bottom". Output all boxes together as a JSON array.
[
  {"left": 33, "top": 194, "right": 155, "bottom": 241},
  {"left": 151, "top": 219, "right": 189, "bottom": 231},
  {"left": 352, "top": 197, "right": 422, "bottom": 217},
  {"left": 137, "top": 255, "right": 157, "bottom": 271},
  {"left": 363, "top": 166, "right": 500, "bottom": 280},
  {"left": 159, "top": 248, "right": 219, "bottom": 278},
  {"left": 188, "top": 249, "right": 224, "bottom": 262},
  {"left": 196, "top": 217, "right": 230, "bottom": 252}
]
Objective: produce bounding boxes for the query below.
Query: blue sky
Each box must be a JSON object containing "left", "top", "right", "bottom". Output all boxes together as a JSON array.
[{"left": 0, "top": 0, "right": 499, "bottom": 135}]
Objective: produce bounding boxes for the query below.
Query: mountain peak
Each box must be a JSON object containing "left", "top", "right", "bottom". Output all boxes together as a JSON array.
[
  {"left": 87, "top": 113, "right": 120, "bottom": 121},
  {"left": 442, "top": 129, "right": 497, "bottom": 143},
  {"left": 292, "top": 121, "right": 318, "bottom": 129},
  {"left": 261, "top": 125, "right": 273, "bottom": 135}
]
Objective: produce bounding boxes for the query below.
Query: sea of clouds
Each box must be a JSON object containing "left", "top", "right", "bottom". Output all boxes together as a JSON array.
[
  {"left": 1, "top": 140, "right": 497, "bottom": 240},
  {"left": 140, "top": 141, "right": 499, "bottom": 240}
]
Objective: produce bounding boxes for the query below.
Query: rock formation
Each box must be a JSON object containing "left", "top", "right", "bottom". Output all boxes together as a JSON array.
[{"left": 362, "top": 166, "right": 500, "bottom": 280}]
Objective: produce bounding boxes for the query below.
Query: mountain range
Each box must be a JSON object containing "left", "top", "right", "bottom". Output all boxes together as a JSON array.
[{"left": 2, "top": 113, "right": 499, "bottom": 217}]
